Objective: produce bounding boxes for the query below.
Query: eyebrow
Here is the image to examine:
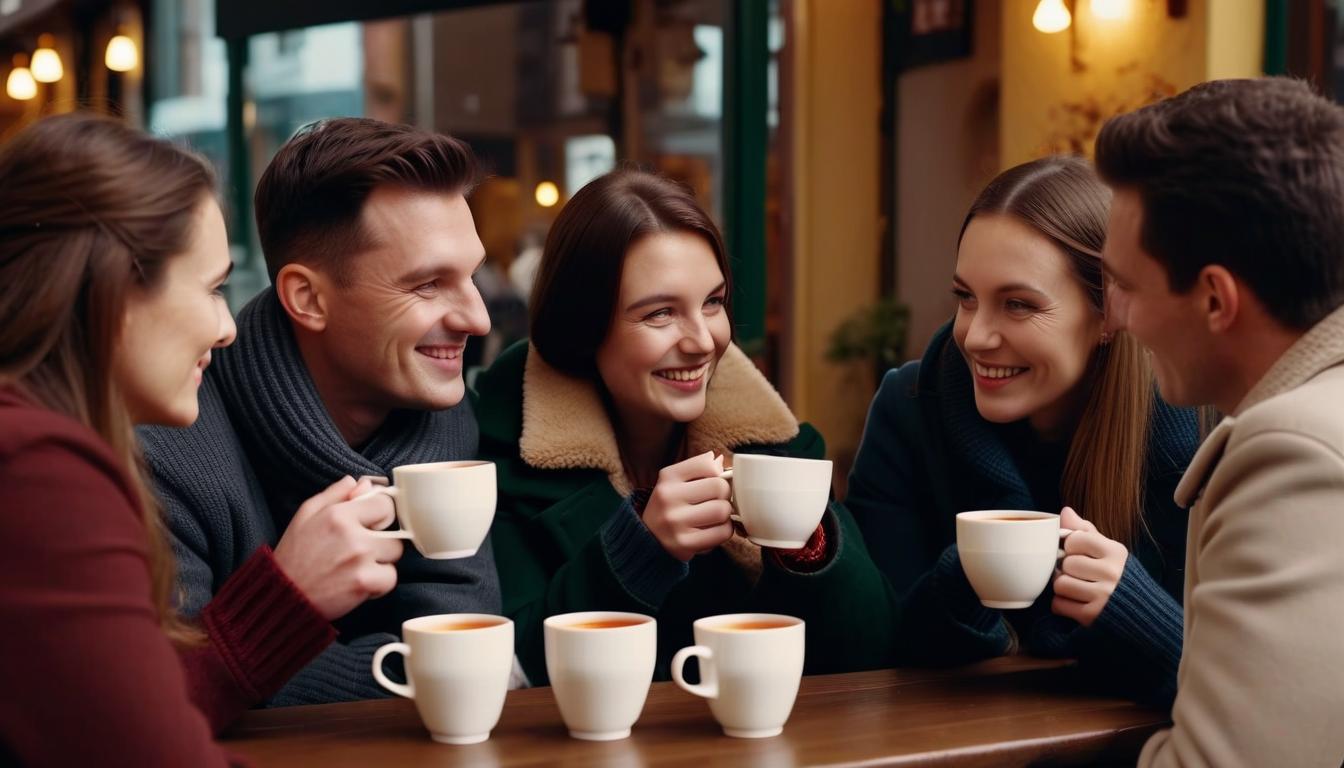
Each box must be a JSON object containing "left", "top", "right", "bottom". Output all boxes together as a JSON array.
[
  {"left": 951, "top": 274, "right": 1049, "bottom": 298},
  {"left": 625, "top": 281, "right": 727, "bottom": 313},
  {"left": 395, "top": 253, "right": 487, "bottom": 286}
]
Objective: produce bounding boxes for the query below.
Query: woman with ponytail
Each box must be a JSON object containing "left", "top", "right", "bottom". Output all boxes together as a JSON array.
[{"left": 847, "top": 156, "right": 1202, "bottom": 706}]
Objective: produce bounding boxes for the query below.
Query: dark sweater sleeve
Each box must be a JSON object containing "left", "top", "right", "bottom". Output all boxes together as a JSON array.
[
  {"left": 846, "top": 365, "right": 1011, "bottom": 665},
  {"left": 1081, "top": 554, "right": 1183, "bottom": 707},
  {"left": 0, "top": 436, "right": 235, "bottom": 767}
]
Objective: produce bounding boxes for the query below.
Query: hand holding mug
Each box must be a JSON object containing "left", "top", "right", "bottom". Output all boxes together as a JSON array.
[
  {"left": 1051, "top": 506, "right": 1128, "bottom": 627},
  {"left": 272, "top": 475, "right": 403, "bottom": 621},
  {"left": 641, "top": 451, "right": 734, "bottom": 562}
]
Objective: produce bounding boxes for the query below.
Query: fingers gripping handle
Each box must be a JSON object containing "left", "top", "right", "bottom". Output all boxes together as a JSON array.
[{"left": 352, "top": 486, "right": 413, "bottom": 539}]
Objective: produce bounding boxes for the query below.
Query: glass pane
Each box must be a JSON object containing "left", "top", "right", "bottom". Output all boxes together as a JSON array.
[{"left": 148, "top": 0, "right": 734, "bottom": 371}]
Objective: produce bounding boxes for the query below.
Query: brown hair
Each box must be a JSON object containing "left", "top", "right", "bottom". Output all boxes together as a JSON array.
[
  {"left": 530, "top": 168, "right": 733, "bottom": 379},
  {"left": 1096, "top": 77, "right": 1344, "bottom": 330},
  {"left": 960, "top": 156, "right": 1151, "bottom": 547},
  {"left": 0, "top": 113, "right": 215, "bottom": 643},
  {"left": 255, "top": 117, "right": 479, "bottom": 284}
]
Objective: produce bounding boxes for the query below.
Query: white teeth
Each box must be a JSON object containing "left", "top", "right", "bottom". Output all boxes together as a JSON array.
[
  {"left": 974, "top": 362, "right": 1027, "bottom": 379},
  {"left": 418, "top": 347, "right": 460, "bottom": 360},
  {"left": 655, "top": 363, "right": 709, "bottom": 382}
]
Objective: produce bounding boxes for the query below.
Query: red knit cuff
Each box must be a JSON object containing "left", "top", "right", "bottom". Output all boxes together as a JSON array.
[
  {"left": 200, "top": 546, "right": 335, "bottom": 702},
  {"left": 769, "top": 523, "right": 829, "bottom": 573}
]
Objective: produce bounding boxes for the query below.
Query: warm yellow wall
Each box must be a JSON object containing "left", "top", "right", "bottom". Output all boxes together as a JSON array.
[
  {"left": 1001, "top": 0, "right": 1264, "bottom": 167},
  {"left": 787, "top": 0, "right": 882, "bottom": 470},
  {"left": 896, "top": 0, "right": 1002, "bottom": 357},
  {"left": 1207, "top": 1, "right": 1265, "bottom": 79}
]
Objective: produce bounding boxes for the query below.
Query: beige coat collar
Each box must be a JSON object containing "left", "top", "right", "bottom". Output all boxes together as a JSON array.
[
  {"left": 518, "top": 343, "right": 800, "bottom": 497},
  {"left": 1175, "top": 304, "right": 1344, "bottom": 507}
]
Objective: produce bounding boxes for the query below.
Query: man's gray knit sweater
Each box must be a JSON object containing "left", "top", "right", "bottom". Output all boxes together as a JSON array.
[{"left": 138, "top": 289, "right": 501, "bottom": 706}]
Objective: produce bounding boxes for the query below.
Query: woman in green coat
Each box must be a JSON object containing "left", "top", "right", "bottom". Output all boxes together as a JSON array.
[{"left": 474, "top": 169, "right": 895, "bottom": 684}]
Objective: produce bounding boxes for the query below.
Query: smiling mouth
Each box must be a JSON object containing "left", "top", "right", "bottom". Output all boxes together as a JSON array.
[
  {"left": 416, "top": 345, "right": 463, "bottom": 361},
  {"left": 654, "top": 362, "right": 710, "bottom": 382},
  {"left": 973, "top": 362, "right": 1029, "bottom": 380}
]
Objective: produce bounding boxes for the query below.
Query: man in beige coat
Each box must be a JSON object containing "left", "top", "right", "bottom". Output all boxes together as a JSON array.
[{"left": 1094, "top": 77, "right": 1344, "bottom": 766}]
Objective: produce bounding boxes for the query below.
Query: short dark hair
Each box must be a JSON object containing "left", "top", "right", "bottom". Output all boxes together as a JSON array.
[
  {"left": 1095, "top": 77, "right": 1344, "bottom": 330},
  {"left": 254, "top": 117, "right": 478, "bottom": 283},
  {"left": 529, "top": 168, "right": 733, "bottom": 379}
]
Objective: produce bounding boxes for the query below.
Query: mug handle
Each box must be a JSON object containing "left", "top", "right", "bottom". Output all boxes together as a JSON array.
[
  {"left": 352, "top": 486, "right": 414, "bottom": 540},
  {"left": 372, "top": 642, "right": 414, "bottom": 698},
  {"left": 671, "top": 645, "right": 718, "bottom": 699}
]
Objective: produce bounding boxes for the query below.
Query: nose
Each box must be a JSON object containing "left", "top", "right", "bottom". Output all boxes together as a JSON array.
[
  {"left": 678, "top": 312, "right": 715, "bottom": 355},
  {"left": 446, "top": 278, "right": 492, "bottom": 337},
  {"left": 960, "top": 307, "right": 1000, "bottom": 353},
  {"left": 215, "top": 300, "right": 237, "bottom": 349}
]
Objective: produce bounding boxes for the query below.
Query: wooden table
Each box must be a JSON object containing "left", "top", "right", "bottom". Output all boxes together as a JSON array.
[{"left": 224, "top": 656, "right": 1168, "bottom": 767}]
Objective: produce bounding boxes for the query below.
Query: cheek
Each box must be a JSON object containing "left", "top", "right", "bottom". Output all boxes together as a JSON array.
[{"left": 709, "top": 314, "right": 732, "bottom": 353}]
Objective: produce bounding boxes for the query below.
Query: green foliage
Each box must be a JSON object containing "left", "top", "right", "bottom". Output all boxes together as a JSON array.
[{"left": 826, "top": 298, "right": 910, "bottom": 373}]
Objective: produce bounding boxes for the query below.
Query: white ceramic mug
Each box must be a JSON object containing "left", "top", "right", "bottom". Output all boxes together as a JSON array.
[
  {"left": 956, "top": 510, "right": 1069, "bottom": 609},
  {"left": 543, "top": 611, "right": 657, "bottom": 741},
  {"left": 371, "top": 614, "right": 514, "bottom": 745},
  {"left": 719, "top": 454, "right": 832, "bottom": 548},
  {"left": 671, "top": 613, "right": 805, "bottom": 738},
  {"left": 360, "top": 460, "right": 496, "bottom": 559}
]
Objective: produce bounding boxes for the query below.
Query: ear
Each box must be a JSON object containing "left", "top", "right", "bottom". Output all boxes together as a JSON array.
[
  {"left": 1198, "top": 265, "right": 1241, "bottom": 335},
  {"left": 275, "top": 263, "right": 329, "bottom": 333}
]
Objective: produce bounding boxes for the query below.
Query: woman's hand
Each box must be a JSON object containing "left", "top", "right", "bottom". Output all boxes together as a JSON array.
[
  {"left": 641, "top": 451, "right": 734, "bottom": 562},
  {"left": 1051, "top": 506, "right": 1128, "bottom": 627}
]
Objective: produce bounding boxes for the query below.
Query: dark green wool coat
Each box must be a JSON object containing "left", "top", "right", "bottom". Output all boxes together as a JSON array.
[{"left": 473, "top": 341, "right": 898, "bottom": 684}]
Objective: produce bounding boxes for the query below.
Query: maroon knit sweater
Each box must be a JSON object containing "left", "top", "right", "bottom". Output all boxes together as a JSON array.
[{"left": 0, "top": 389, "right": 334, "bottom": 766}]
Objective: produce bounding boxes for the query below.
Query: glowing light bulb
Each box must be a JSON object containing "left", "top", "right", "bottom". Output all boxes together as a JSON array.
[
  {"left": 6, "top": 58, "right": 36, "bottom": 101},
  {"left": 31, "top": 34, "right": 63, "bottom": 83},
  {"left": 105, "top": 34, "right": 139, "bottom": 72},
  {"left": 535, "top": 181, "right": 560, "bottom": 208},
  {"left": 1033, "top": 0, "right": 1072, "bottom": 33}
]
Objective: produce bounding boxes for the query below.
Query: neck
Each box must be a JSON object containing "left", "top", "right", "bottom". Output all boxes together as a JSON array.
[
  {"left": 292, "top": 330, "right": 389, "bottom": 447},
  {"left": 611, "top": 405, "right": 680, "bottom": 488},
  {"left": 1214, "top": 321, "right": 1303, "bottom": 414}
]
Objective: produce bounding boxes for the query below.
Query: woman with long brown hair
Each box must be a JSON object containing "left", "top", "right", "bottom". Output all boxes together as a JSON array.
[
  {"left": 847, "top": 155, "right": 1200, "bottom": 705},
  {"left": 0, "top": 114, "right": 350, "bottom": 764}
]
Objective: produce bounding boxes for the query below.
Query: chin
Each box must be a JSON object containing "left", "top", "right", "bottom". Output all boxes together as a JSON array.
[
  {"left": 414, "top": 381, "right": 467, "bottom": 411},
  {"left": 972, "top": 398, "right": 1025, "bottom": 425},
  {"left": 146, "top": 404, "right": 200, "bottom": 428}
]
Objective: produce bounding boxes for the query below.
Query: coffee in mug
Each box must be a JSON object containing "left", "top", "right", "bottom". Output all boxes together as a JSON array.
[
  {"left": 359, "top": 460, "right": 496, "bottom": 559},
  {"left": 544, "top": 612, "right": 657, "bottom": 741},
  {"left": 371, "top": 614, "right": 514, "bottom": 745},
  {"left": 719, "top": 454, "right": 832, "bottom": 549},
  {"left": 671, "top": 613, "right": 805, "bottom": 738},
  {"left": 955, "top": 510, "right": 1067, "bottom": 609}
]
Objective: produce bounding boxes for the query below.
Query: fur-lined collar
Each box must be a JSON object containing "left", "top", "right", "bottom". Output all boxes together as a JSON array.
[{"left": 519, "top": 343, "right": 800, "bottom": 496}]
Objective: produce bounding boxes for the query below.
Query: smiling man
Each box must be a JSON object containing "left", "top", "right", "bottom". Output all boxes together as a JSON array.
[
  {"left": 138, "top": 119, "right": 510, "bottom": 707},
  {"left": 1096, "top": 78, "right": 1344, "bottom": 766}
]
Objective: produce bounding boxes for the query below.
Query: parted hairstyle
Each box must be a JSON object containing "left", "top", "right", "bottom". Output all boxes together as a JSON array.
[
  {"left": 960, "top": 155, "right": 1153, "bottom": 548},
  {"left": 1095, "top": 77, "right": 1344, "bottom": 330},
  {"left": 529, "top": 168, "right": 734, "bottom": 380},
  {"left": 254, "top": 117, "right": 479, "bottom": 284},
  {"left": 0, "top": 113, "right": 216, "bottom": 643}
]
